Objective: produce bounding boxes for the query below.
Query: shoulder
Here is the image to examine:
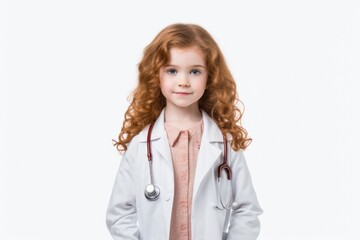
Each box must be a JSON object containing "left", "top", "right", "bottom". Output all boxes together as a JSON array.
[
  {"left": 201, "top": 110, "right": 233, "bottom": 142},
  {"left": 129, "top": 128, "right": 146, "bottom": 146},
  {"left": 124, "top": 122, "right": 153, "bottom": 154},
  {"left": 122, "top": 127, "right": 145, "bottom": 160}
]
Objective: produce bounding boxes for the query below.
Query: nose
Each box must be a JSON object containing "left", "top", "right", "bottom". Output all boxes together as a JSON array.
[{"left": 178, "top": 74, "right": 190, "bottom": 87}]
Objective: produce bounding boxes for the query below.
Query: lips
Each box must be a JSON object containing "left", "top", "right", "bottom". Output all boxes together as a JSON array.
[{"left": 174, "top": 92, "right": 192, "bottom": 95}]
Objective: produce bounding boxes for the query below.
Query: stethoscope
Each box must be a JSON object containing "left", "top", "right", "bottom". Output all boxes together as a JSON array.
[{"left": 144, "top": 122, "right": 233, "bottom": 210}]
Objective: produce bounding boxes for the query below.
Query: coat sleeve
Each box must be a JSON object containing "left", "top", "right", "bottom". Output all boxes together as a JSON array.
[
  {"left": 226, "top": 150, "right": 263, "bottom": 240},
  {"left": 106, "top": 149, "right": 140, "bottom": 240}
]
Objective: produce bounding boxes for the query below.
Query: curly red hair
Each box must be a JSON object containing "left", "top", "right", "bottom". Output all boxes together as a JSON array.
[{"left": 113, "top": 23, "right": 252, "bottom": 153}]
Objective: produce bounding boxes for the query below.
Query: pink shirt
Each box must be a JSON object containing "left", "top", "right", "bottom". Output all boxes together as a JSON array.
[{"left": 164, "top": 119, "right": 204, "bottom": 240}]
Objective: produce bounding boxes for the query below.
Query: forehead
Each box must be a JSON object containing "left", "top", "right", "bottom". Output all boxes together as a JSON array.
[{"left": 167, "top": 47, "right": 205, "bottom": 66}]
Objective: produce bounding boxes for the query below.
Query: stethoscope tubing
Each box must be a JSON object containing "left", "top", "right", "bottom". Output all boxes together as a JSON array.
[{"left": 144, "top": 122, "right": 233, "bottom": 208}]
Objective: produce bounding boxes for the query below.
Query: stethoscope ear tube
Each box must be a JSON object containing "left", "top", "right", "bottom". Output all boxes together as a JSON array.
[{"left": 217, "top": 135, "right": 232, "bottom": 180}]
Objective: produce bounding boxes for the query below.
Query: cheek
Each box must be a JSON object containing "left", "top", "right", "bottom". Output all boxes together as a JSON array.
[
  {"left": 159, "top": 77, "right": 172, "bottom": 93},
  {"left": 195, "top": 75, "right": 208, "bottom": 91},
  {"left": 159, "top": 74, "right": 166, "bottom": 89}
]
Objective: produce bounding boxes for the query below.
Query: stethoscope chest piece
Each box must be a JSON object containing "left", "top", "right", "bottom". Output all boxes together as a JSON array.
[{"left": 144, "top": 184, "right": 160, "bottom": 201}]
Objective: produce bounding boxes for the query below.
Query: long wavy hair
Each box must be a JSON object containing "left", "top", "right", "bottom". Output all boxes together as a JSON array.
[{"left": 113, "top": 23, "right": 252, "bottom": 153}]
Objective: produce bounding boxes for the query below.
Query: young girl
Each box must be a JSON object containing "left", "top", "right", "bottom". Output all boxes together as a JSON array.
[{"left": 106, "top": 23, "right": 263, "bottom": 240}]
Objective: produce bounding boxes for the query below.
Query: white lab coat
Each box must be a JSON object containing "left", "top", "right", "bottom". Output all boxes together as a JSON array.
[{"left": 106, "top": 108, "right": 263, "bottom": 240}]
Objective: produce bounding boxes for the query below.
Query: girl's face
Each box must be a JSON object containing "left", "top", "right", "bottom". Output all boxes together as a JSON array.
[{"left": 159, "top": 46, "right": 208, "bottom": 112}]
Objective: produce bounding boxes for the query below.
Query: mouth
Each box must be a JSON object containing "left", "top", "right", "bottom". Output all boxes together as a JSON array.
[{"left": 174, "top": 92, "right": 192, "bottom": 96}]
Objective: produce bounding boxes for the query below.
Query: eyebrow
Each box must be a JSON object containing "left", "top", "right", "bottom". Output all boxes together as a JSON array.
[{"left": 163, "top": 64, "right": 206, "bottom": 68}]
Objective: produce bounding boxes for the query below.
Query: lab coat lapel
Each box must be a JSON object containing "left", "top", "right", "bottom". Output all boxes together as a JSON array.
[
  {"left": 150, "top": 109, "right": 173, "bottom": 169},
  {"left": 192, "top": 110, "right": 224, "bottom": 200}
]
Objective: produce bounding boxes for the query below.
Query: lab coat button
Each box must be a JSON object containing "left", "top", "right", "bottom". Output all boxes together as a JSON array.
[{"left": 166, "top": 195, "right": 171, "bottom": 201}]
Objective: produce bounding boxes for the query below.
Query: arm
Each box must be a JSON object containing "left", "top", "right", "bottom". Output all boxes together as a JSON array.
[
  {"left": 227, "top": 150, "right": 263, "bottom": 240},
  {"left": 106, "top": 150, "right": 140, "bottom": 240}
]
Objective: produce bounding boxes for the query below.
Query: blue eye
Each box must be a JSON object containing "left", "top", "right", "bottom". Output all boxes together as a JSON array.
[
  {"left": 190, "top": 69, "right": 201, "bottom": 75},
  {"left": 167, "top": 69, "right": 177, "bottom": 75}
]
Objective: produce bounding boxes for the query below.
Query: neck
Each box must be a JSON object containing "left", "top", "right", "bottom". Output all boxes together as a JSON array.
[{"left": 164, "top": 105, "right": 202, "bottom": 124}]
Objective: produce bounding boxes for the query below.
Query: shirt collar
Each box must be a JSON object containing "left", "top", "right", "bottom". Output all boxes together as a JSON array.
[{"left": 164, "top": 119, "right": 203, "bottom": 147}]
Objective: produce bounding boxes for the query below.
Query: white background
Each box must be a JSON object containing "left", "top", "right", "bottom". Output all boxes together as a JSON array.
[{"left": 1, "top": 0, "right": 360, "bottom": 239}]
